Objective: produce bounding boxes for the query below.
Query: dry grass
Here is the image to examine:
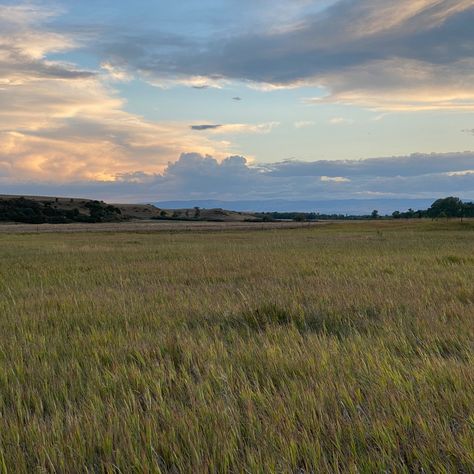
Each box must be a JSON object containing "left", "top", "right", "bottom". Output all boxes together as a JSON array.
[
  {"left": 0, "top": 220, "right": 320, "bottom": 234},
  {"left": 0, "top": 221, "right": 473, "bottom": 472}
]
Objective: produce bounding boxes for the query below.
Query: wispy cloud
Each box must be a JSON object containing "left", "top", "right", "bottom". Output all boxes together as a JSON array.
[
  {"left": 190, "top": 122, "right": 279, "bottom": 134},
  {"left": 329, "top": 117, "right": 353, "bottom": 125},
  {"left": 294, "top": 121, "right": 315, "bottom": 129},
  {"left": 320, "top": 176, "right": 351, "bottom": 183}
]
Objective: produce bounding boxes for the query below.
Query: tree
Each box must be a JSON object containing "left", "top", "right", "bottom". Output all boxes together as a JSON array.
[
  {"left": 463, "top": 202, "right": 474, "bottom": 218},
  {"left": 194, "top": 206, "right": 201, "bottom": 218},
  {"left": 371, "top": 210, "right": 379, "bottom": 219},
  {"left": 428, "top": 197, "right": 463, "bottom": 219},
  {"left": 392, "top": 211, "right": 401, "bottom": 219}
]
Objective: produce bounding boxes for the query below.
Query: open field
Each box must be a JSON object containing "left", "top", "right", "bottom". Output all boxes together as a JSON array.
[
  {"left": 0, "top": 220, "right": 321, "bottom": 234},
  {"left": 0, "top": 220, "right": 473, "bottom": 472}
]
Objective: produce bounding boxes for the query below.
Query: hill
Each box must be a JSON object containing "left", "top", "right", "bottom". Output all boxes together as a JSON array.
[
  {"left": 0, "top": 195, "right": 257, "bottom": 224},
  {"left": 154, "top": 206, "right": 257, "bottom": 222}
]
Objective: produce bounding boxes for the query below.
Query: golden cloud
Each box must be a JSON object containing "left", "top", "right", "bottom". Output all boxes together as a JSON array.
[{"left": 0, "top": 5, "right": 235, "bottom": 182}]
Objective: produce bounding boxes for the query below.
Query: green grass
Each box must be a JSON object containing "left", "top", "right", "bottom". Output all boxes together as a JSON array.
[{"left": 0, "top": 221, "right": 473, "bottom": 473}]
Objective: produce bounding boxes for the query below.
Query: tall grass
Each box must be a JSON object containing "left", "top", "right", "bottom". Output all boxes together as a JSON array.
[{"left": 0, "top": 221, "right": 473, "bottom": 472}]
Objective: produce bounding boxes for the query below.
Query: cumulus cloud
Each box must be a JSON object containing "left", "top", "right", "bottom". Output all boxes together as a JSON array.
[{"left": 3, "top": 152, "right": 474, "bottom": 203}]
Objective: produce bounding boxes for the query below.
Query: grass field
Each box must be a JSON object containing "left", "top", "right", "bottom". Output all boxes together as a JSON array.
[{"left": 0, "top": 220, "right": 473, "bottom": 473}]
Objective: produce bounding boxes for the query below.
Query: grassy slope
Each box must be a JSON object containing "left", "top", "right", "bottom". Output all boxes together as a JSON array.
[
  {"left": 0, "top": 195, "right": 163, "bottom": 220},
  {"left": 0, "top": 195, "right": 257, "bottom": 221},
  {"left": 0, "top": 221, "right": 473, "bottom": 472}
]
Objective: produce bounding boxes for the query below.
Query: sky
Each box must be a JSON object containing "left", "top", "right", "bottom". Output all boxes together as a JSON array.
[{"left": 1, "top": 0, "right": 474, "bottom": 205}]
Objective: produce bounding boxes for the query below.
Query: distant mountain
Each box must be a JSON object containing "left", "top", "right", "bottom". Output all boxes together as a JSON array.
[{"left": 153, "top": 199, "right": 436, "bottom": 215}]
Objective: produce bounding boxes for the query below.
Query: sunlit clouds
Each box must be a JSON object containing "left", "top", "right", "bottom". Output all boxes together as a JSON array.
[
  {"left": 0, "top": 4, "right": 251, "bottom": 182},
  {"left": 1, "top": 0, "right": 474, "bottom": 201}
]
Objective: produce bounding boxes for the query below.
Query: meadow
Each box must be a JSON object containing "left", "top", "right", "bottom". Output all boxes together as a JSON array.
[{"left": 0, "top": 220, "right": 473, "bottom": 473}]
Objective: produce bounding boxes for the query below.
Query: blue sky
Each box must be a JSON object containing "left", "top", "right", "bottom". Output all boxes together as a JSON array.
[{"left": 0, "top": 0, "right": 473, "bottom": 203}]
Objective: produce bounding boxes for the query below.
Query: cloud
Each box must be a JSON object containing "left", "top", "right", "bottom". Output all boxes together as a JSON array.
[
  {"left": 191, "top": 124, "right": 223, "bottom": 131},
  {"left": 2, "top": 1, "right": 474, "bottom": 200},
  {"left": 0, "top": 4, "right": 234, "bottom": 182},
  {"left": 101, "top": 62, "right": 131, "bottom": 82},
  {"left": 3, "top": 151, "right": 474, "bottom": 203},
  {"left": 329, "top": 117, "right": 353, "bottom": 125},
  {"left": 446, "top": 170, "right": 474, "bottom": 177},
  {"left": 102, "top": 0, "right": 474, "bottom": 111},
  {"left": 320, "top": 176, "right": 351, "bottom": 183},
  {"left": 190, "top": 122, "right": 279, "bottom": 134},
  {"left": 294, "top": 121, "right": 315, "bottom": 129}
]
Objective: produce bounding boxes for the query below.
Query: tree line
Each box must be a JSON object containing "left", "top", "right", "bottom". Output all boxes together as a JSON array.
[
  {"left": 391, "top": 197, "right": 474, "bottom": 220},
  {"left": 256, "top": 197, "right": 474, "bottom": 222}
]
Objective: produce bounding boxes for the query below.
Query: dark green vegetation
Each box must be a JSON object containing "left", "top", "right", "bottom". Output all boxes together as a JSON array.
[
  {"left": 0, "top": 197, "right": 122, "bottom": 224},
  {"left": 259, "top": 197, "right": 474, "bottom": 222},
  {"left": 256, "top": 211, "right": 369, "bottom": 221},
  {"left": 392, "top": 196, "right": 474, "bottom": 220},
  {"left": 0, "top": 221, "right": 473, "bottom": 472},
  {"left": 255, "top": 197, "right": 474, "bottom": 222}
]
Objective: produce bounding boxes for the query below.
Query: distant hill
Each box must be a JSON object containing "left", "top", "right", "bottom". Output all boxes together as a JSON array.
[
  {"left": 154, "top": 199, "right": 437, "bottom": 215},
  {"left": 0, "top": 195, "right": 126, "bottom": 224},
  {"left": 154, "top": 207, "right": 257, "bottom": 222},
  {"left": 1, "top": 194, "right": 447, "bottom": 224},
  {"left": 0, "top": 195, "right": 257, "bottom": 224}
]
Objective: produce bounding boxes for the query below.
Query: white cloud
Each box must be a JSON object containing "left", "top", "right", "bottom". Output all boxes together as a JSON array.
[
  {"left": 190, "top": 122, "right": 279, "bottom": 134},
  {"left": 446, "top": 170, "right": 474, "bottom": 177},
  {"left": 320, "top": 176, "right": 351, "bottom": 182},
  {"left": 329, "top": 117, "right": 354, "bottom": 125},
  {"left": 294, "top": 121, "right": 315, "bottom": 128},
  {"left": 211, "top": 122, "right": 280, "bottom": 135},
  {"left": 101, "top": 62, "right": 132, "bottom": 82},
  {"left": 310, "top": 58, "right": 474, "bottom": 111}
]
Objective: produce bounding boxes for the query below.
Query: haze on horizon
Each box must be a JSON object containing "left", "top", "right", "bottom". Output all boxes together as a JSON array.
[{"left": 1, "top": 0, "right": 473, "bottom": 205}]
